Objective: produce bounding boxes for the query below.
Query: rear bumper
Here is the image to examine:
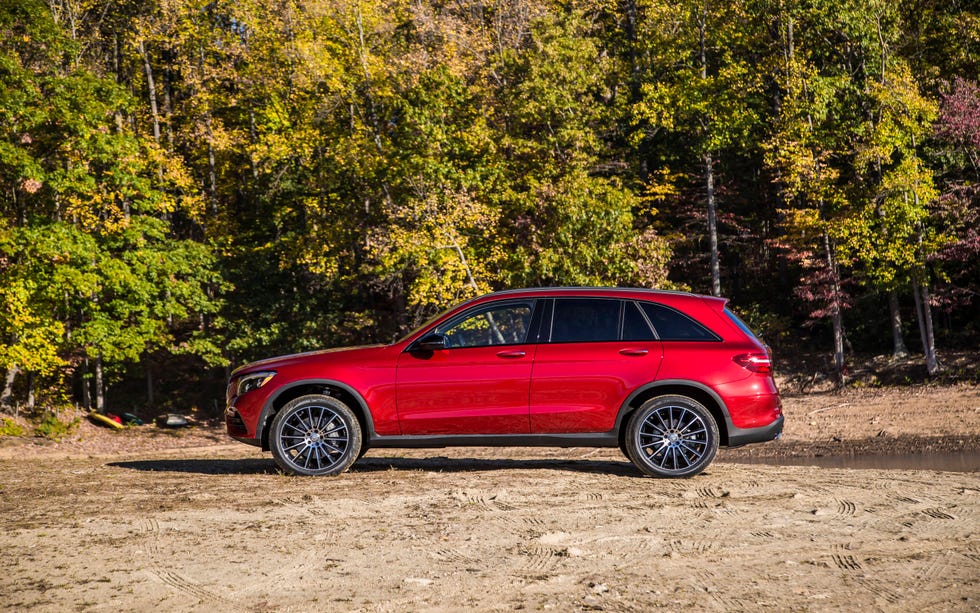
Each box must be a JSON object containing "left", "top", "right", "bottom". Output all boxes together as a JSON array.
[{"left": 726, "top": 414, "right": 784, "bottom": 448}]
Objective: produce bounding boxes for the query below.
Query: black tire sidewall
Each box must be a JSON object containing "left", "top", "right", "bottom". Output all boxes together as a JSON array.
[
  {"left": 625, "top": 395, "right": 719, "bottom": 478},
  {"left": 269, "top": 394, "right": 362, "bottom": 476}
]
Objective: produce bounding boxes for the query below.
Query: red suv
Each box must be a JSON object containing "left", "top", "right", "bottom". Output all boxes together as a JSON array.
[{"left": 225, "top": 288, "right": 782, "bottom": 478}]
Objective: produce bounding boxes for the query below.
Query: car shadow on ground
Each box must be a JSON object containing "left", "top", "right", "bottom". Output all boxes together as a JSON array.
[
  {"left": 108, "top": 456, "right": 643, "bottom": 477},
  {"left": 108, "top": 458, "right": 279, "bottom": 475},
  {"left": 353, "top": 456, "right": 642, "bottom": 476}
]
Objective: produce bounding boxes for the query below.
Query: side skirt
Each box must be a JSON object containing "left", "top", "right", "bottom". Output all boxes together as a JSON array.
[{"left": 367, "top": 432, "right": 620, "bottom": 449}]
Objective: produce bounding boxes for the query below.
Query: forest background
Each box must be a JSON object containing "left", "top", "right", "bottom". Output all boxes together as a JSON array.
[{"left": 1, "top": 0, "right": 977, "bottom": 419}]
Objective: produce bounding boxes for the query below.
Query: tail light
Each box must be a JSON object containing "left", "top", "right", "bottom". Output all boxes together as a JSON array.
[{"left": 734, "top": 352, "right": 772, "bottom": 374}]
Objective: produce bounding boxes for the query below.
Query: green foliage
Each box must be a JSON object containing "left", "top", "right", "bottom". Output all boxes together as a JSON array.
[
  {"left": 33, "top": 411, "right": 79, "bottom": 441},
  {"left": 0, "top": 0, "right": 976, "bottom": 410},
  {"left": 0, "top": 417, "right": 26, "bottom": 437},
  {"left": 731, "top": 303, "right": 793, "bottom": 348}
]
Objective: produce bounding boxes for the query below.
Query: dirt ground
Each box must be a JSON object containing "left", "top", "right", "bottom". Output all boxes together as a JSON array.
[{"left": 1, "top": 383, "right": 978, "bottom": 612}]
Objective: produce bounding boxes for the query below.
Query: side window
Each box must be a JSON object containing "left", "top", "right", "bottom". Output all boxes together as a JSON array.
[
  {"left": 622, "top": 301, "right": 657, "bottom": 341},
  {"left": 438, "top": 302, "right": 533, "bottom": 348},
  {"left": 551, "top": 299, "right": 620, "bottom": 343},
  {"left": 639, "top": 302, "right": 719, "bottom": 341}
]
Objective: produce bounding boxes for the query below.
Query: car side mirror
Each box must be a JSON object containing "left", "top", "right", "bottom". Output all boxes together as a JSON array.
[{"left": 414, "top": 333, "right": 448, "bottom": 352}]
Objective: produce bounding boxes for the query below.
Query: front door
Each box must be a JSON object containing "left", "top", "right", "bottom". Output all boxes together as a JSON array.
[{"left": 396, "top": 300, "right": 538, "bottom": 435}]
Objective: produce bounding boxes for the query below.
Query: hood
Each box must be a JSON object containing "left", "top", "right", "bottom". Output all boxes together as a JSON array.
[{"left": 231, "top": 344, "right": 385, "bottom": 377}]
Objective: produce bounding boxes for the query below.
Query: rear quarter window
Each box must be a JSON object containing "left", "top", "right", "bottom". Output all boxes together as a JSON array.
[
  {"left": 723, "top": 307, "right": 762, "bottom": 341},
  {"left": 639, "top": 302, "right": 720, "bottom": 341}
]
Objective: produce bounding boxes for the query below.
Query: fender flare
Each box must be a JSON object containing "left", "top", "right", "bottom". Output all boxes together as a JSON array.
[
  {"left": 613, "top": 379, "right": 735, "bottom": 439},
  {"left": 257, "top": 379, "right": 377, "bottom": 449}
]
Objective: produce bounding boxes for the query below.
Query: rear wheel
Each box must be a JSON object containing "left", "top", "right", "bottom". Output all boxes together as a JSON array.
[
  {"left": 624, "top": 395, "right": 718, "bottom": 478},
  {"left": 269, "top": 394, "right": 361, "bottom": 476}
]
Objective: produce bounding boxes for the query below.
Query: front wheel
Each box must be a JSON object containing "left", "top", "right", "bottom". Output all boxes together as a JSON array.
[
  {"left": 269, "top": 395, "right": 361, "bottom": 476},
  {"left": 624, "top": 395, "right": 719, "bottom": 478}
]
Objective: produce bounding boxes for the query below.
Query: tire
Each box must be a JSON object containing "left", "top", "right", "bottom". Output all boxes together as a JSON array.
[
  {"left": 617, "top": 431, "right": 630, "bottom": 460},
  {"left": 269, "top": 394, "right": 362, "bottom": 476},
  {"left": 624, "top": 395, "right": 719, "bottom": 478}
]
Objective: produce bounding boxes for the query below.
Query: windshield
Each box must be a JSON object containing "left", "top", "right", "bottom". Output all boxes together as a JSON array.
[{"left": 392, "top": 303, "right": 461, "bottom": 345}]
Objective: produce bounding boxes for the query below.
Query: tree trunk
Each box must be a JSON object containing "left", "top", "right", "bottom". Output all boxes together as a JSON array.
[
  {"left": 912, "top": 282, "right": 926, "bottom": 351},
  {"left": 82, "top": 358, "right": 91, "bottom": 412},
  {"left": 823, "top": 231, "right": 845, "bottom": 387},
  {"left": 624, "top": 0, "right": 639, "bottom": 97},
  {"left": 1, "top": 364, "right": 20, "bottom": 410},
  {"left": 909, "top": 163, "right": 941, "bottom": 375},
  {"left": 25, "top": 372, "right": 35, "bottom": 410},
  {"left": 248, "top": 109, "right": 259, "bottom": 180},
  {"left": 138, "top": 40, "right": 162, "bottom": 145},
  {"left": 705, "top": 152, "right": 721, "bottom": 297},
  {"left": 94, "top": 355, "right": 105, "bottom": 414},
  {"left": 198, "top": 41, "right": 219, "bottom": 217},
  {"left": 888, "top": 290, "right": 908, "bottom": 358},
  {"left": 697, "top": 6, "right": 721, "bottom": 297},
  {"left": 919, "top": 282, "right": 939, "bottom": 375},
  {"left": 162, "top": 63, "right": 175, "bottom": 150},
  {"left": 206, "top": 130, "right": 218, "bottom": 216},
  {"left": 912, "top": 277, "right": 940, "bottom": 376}
]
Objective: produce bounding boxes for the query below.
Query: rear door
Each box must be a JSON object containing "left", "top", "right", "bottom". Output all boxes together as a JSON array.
[{"left": 529, "top": 298, "right": 663, "bottom": 433}]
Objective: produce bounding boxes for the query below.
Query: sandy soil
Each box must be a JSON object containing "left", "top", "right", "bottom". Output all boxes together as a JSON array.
[{"left": 1, "top": 384, "right": 978, "bottom": 611}]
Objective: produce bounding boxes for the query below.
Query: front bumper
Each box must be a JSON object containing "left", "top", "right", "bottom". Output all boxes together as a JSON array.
[{"left": 225, "top": 405, "right": 261, "bottom": 446}]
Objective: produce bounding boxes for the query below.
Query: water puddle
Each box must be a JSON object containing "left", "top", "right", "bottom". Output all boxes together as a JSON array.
[{"left": 725, "top": 452, "right": 979, "bottom": 473}]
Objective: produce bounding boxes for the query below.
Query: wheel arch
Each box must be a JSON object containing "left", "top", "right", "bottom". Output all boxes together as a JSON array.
[
  {"left": 616, "top": 380, "right": 733, "bottom": 447},
  {"left": 257, "top": 380, "right": 375, "bottom": 451}
]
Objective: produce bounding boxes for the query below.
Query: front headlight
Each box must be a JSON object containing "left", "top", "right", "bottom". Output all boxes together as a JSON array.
[{"left": 236, "top": 371, "right": 276, "bottom": 396}]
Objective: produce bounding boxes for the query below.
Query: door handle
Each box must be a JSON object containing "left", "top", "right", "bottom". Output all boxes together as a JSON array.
[
  {"left": 496, "top": 350, "right": 526, "bottom": 358},
  {"left": 619, "top": 348, "right": 649, "bottom": 356}
]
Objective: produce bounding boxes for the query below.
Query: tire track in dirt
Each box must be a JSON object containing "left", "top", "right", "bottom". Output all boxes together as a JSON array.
[
  {"left": 831, "top": 551, "right": 862, "bottom": 571},
  {"left": 669, "top": 539, "right": 714, "bottom": 555},
  {"left": 692, "top": 570, "right": 747, "bottom": 611},
  {"left": 835, "top": 499, "right": 857, "bottom": 517},
  {"left": 584, "top": 534, "right": 658, "bottom": 560},
  {"left": 450, "top": 489, "right": 516, "bottom": 512},
  {"left": 448, "top": 489, "right": 553, "bottom": 535},
  {"left": 275, "top": 496, "right": 321, "bottom": 516},
  {"left": 907, "top": 550, "right": 952, "bottom": 596},
  {"left": 513, "top": 543, "right": 564, "bottom": 577},
  {"left": 963, "top": 543, "right": 980, "bottom": 564},
  {"left": 517, "top": 516, "right": 546, "bottom": 528},
  {"left": 137, "top": 519, "right": 242, "bottom": 609},
  {"left": 431, "top": 548, "right": 478, "bottom": 565},
  {"left": 856, "top": 577, "right": 903, "bottom": 605},
  {"left": 820, "top": 538, "right": 862, "bottom": 580},
  {"left": 920, "top": 507, "right": 955, "bottom": 520}
]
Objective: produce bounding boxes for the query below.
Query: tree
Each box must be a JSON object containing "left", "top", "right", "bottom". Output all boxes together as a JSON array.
[
  {"left": 760, "top": 0, "right": 870, "bottom": 384},
  {"left": 844, "top": 9, "right": 942, "bottom": 373},
  {"left": 491, "top": 6, "right": 672, "bottom": 291},
  {"left": 0, "top": 0, "right": 221, "bottom": 410},
  {"left": 632, "top": 0, "right": 762, "bottom": 297}
]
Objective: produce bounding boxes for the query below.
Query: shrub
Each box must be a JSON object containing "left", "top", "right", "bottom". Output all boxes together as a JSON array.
[
  {"left": 0, "top": 417, "right": 26, "bottom": 437},
  {"left": 33, "top": 412, "right": 79, "bottom": 441}
]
